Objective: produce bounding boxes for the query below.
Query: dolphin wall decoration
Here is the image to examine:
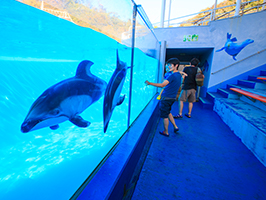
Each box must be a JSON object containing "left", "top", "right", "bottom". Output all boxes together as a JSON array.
[
  {"left": 21, "top": 60, "right": 107, "bottom": 133},
  {"left": 216, "top": 33, "right": 254, "bottom": 60},
  {"left": 103, "top": 49, "right": 129, "bottom": 133}
]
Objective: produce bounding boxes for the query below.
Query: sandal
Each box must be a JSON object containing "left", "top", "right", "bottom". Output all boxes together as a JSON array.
[
  {"left": 159, "top": 131, "right": 169, "bottom": 137},
  {"left": 173, "top": 114, "right": 183, "bottom": 119},
  {"left": 185, "top": 113, "right": 191, "bottom": 118},
  {"left": 174, "top": 127, "right": 179, "bottom": 133}
]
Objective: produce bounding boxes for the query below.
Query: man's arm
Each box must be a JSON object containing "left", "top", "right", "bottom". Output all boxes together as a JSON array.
[{"left": 145, "top": 80, "right": 169, "bottom": 88}]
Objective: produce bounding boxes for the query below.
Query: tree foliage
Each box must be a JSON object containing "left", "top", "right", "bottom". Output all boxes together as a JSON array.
[{"left": 19, "top": 0, "right": 132, "bottom": 42}]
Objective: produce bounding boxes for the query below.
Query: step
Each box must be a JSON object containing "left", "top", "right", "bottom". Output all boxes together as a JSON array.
[
  {"left": 217, "top": 88, "right": 241, "bottom": 99},
  {"left": 260, "top": 70, "right": 266, "bottom": 76},
  {"left": 214, "top": 98, "right": 266, "bottom": 166},
  {"left": 229, "top": 81, "right": 266, "bottom": 90},
  {"left": 199, "top": 97, "right": 213, "bottom": 109},
  {"left": 231, "top": 88, "right": 266, "bottom": 112},
  {"left": 248, "top": 75, "right": 266, "bottom": 83},
  {"left": 207, "top": 92, "right": 226, "bottom": 102},
  {"left": 237, "top": 79, "right": 257, "bottom": 89}
]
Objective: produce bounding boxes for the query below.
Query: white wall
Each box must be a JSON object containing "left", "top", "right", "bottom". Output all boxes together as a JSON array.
[{"left": 154, "top": 10, "right": 266, "bottom": 91}]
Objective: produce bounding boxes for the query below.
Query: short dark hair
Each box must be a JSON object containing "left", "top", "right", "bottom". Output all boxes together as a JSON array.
[
  {"left": 166, "top": 58, "right": 180, "bottom": 66},
  {"left": 191, "top": 58, "right": 200, "bottom": 66}
]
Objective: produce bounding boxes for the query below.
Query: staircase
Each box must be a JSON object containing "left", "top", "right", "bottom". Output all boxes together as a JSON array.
[{"left": 199, "top": 69, "right": 266, "bottom": 166}]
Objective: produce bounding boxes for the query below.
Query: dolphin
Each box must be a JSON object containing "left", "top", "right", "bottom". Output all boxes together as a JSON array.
[
  {"left": 216, "top": 33, "right": 254, "bottom": 60},
  {"left": 21, "top": 60, "right": 107, "bottom": 133},
  {"left": 103, "top": 50, "right": 129, "bottom": 133}
]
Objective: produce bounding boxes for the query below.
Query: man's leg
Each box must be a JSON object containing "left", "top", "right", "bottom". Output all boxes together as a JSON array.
[
  {"left": 188, "top": 102, "right": 193, "bottom": 114},
  {"left": 163, "top": 118, "right": 169, "bottom": 135},
  {"left": 179, "top": 100, "right": 184, "bottom": 115},
  {"left": 168, "top": 113, "right": 178, "bottom": 129}
]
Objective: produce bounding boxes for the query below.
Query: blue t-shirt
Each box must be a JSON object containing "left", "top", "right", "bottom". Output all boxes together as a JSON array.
[
  {"left": 161, "top": 72, "right": 182, "bottom": 98},
  {"left": 164, "top": 71, "right": 173, "bottom": 79}
]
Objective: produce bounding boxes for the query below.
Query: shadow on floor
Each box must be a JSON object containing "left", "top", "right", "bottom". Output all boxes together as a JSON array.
[{"left": 132, "top": 101, "right": 266, "bottom": 200}]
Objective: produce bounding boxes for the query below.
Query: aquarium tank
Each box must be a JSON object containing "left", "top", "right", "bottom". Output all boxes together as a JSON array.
[{"left": 0, "top": 0, "right": 161, "bottom": 199}]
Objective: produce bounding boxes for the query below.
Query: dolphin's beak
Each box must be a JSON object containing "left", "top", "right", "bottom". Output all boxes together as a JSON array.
[
  {"left": 21, "top": 122, "right": 31, "bottom": 133},
  {"left": 21, "top": 119, "right": 39, "bottom": 133}
]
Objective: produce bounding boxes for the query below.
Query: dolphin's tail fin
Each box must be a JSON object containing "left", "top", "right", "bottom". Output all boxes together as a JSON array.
[
  {"left": 76, "top": 60, "right": 94, "bottom": 78},
  {"left": 216, "top": 47, "right": 226, "bottom": 52}
]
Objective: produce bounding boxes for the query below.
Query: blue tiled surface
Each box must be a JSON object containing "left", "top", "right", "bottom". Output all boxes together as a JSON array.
[{"left": 132, "top": 102, "right": 266, "bottom": 199}]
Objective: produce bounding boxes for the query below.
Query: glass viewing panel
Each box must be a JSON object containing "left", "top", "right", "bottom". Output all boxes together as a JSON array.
[
  {"left": 129, "top": 11, "right": 161, "bottom": 124},
  {"left": 1, "top": 0, "right": 134, "bottom": 199}
]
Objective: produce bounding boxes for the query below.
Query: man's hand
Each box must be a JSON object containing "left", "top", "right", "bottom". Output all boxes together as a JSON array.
[
  {"left": 145, "top": 80, "right": 150, "bottom": 85},
  {"left": 180, "top": 71, "right": 188, "bottom": 77}
]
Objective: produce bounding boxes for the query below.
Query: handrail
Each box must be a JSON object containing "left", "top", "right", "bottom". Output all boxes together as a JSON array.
[
  {"left": 211, "top": 48, "right": 266, "bottom": 75},
  {"left": 154, "top": 0, "right": 266, "bottom": 28}
]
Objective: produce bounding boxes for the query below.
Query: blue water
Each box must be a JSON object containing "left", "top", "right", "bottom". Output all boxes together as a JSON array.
[{"left": 0, "top": 1, "right": 159, "bottom": 199}]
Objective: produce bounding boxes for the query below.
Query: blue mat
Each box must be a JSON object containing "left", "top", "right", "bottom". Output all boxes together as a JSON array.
[{"left": 132, "top": 102, "right": 266, "bottom": 200}]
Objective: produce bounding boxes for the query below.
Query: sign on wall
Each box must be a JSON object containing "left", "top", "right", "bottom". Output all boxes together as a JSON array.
[{"left": 183, "top": 34, "right": 198, "bottom": 42}]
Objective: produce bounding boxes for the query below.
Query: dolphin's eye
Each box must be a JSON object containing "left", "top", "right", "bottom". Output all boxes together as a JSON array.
[{"left": 50, "top": 109, "right": 60, "bottom": 116}]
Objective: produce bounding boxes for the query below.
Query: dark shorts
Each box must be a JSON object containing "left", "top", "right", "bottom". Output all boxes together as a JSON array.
[{"left": 159, "top": 99, "right": 175, "bottom": 118}]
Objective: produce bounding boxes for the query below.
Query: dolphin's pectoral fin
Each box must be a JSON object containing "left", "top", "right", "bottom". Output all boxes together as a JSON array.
[
  {"left": 50, "top": 124, "right": 59, "bottom": 130},
  {"left": 117, "top": 95, "right": 125, "bottom": 106},
  {"left": 233, "top": 56, "right": 237, "bottom": 61},
  {"left": 70, "top": 115, "right": 91, "bottom": 127},
  {"left": 216, "top": 47, "right": 225, "bottom": 52}
]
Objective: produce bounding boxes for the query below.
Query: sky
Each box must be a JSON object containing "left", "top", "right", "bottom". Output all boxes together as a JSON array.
[{"left": 134, "top": 0, "right": 224, "bottom": 25}]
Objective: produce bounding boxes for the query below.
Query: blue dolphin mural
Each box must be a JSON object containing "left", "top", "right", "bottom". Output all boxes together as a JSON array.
[
  {"left": 21, "top": 60, "right": 107, "bottom": 133},
  {"left": 103, "top": 50, "right": 129, "bottom": 133},
  {"left": 216, "top": 33, "right": 254, "bottom": 60}
]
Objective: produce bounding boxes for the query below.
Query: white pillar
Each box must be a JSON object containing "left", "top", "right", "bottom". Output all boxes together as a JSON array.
[
  {"left": 160, "top": 0, "right": 166, "bottom": 28},
  {"left": 263, "top": 0, "right": 265, "bottom": 10},
  {"left": 167, "top": 0, "right": 172, "bottom": 27},
  {"left": 211, "top": 0, "right": 217, "bottom": 21},
  {"left": 41, "top": 1, "right": 44, "bottom": 10},
  {"left": 234, "top": 0, "right": 241, "bottom": 16}
]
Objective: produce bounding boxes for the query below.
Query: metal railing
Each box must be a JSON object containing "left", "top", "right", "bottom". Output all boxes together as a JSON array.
[
  {"left": 211, "top": 48, "right": 266, "bottom": 75},
  {"left": 154, "top": 0, "right": 266, "bottom": 28}
]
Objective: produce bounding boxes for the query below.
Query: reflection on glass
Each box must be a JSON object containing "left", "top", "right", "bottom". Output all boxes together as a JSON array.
[
  {"left": 1, "top": 0, "right": 160, "bottom": 199},
  {"left": 18, "top": 0, "right": 133, "bottom": 42},
  {"left": 130, "top": 12, "right": 161, "bottom": 124}
]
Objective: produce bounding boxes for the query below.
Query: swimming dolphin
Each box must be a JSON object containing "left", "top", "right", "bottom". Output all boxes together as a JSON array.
[
  {"left": 103, "top": 50, "right": 129, "bottom": 133},
  {"left": 216, "top": 33, "right": 254, "bottom": 60},
  {"left": 21, "top": 60, "right": 107, "bottom": 133}
]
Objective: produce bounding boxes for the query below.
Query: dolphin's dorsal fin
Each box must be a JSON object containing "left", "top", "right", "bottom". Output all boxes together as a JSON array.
[
  {"left": 231, "top": 37, "right": 237, "bottom": 42},
  {"left": 76, "top": 60, "right": 94, "bottom": 79},
  {"left": 116, "top": 49, "right": 127, "bottom": 70}
]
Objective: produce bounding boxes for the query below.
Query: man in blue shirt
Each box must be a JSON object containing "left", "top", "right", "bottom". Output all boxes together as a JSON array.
[{"left": 145, "top": 58, "right": 184, "bottom": 137}]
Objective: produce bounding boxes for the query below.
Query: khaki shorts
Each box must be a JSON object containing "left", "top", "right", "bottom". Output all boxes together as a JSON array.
[{"left": 179, "top": 89, "right": 196, "bottom": 102}]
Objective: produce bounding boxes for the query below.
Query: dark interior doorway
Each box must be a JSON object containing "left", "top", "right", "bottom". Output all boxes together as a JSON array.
[{"left": 165, "top": 48, "right": 213, "bottom": 66}]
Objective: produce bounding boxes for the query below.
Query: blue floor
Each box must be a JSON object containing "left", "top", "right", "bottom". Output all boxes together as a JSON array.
[{"left": 132, "top": 101, "right": 266, "bottom": 200}]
